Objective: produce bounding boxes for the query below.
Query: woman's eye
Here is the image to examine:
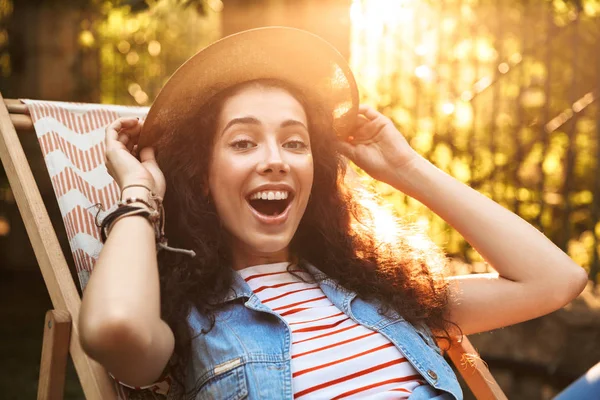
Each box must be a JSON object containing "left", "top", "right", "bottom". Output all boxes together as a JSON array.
[
  {"left": 231, "top": 140, "right": 256, "bottom": 150},
  {"left": 283, "top": 140, "right": 308, "bottom": 150}
]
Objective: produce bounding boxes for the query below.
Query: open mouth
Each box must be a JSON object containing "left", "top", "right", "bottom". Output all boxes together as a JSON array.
[{"left": 246, "top": 190, "right": 294, "bottom": 217}]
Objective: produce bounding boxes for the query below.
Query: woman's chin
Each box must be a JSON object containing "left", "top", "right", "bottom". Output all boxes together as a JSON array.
[
  {"left": 253, "top": 241, "right": 291, "bottom": 255},
  {"left": 242, "top": 234, "right": 293, "bottom": 257}
]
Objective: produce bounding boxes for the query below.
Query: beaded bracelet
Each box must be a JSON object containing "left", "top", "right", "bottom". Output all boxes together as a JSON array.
[
  {"left": 118, "top": 196, "right": 156, "bottom": 209},
  {"left": 119, "top": 183, "right": 162, "bottom": 209},
  {"left": 99, "top": 204, "right": 196, "bottom": 258},
  {"left": 118, "top": 184, "right": 164, "bottom": 234}
]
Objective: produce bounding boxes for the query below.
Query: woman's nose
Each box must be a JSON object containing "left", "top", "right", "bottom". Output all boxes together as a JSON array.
[{"left": 257, "top": 145, "right": 290, "bottom": 175}]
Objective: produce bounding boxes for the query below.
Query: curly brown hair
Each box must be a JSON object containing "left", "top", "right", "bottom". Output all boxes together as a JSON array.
[{"left": 153, "top": 79, "right": 451, "bottom": 398}]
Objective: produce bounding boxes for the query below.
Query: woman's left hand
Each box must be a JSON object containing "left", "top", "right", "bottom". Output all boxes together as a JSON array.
[{"left": 337, "top": 105, "right": 419, "bottom": 184}]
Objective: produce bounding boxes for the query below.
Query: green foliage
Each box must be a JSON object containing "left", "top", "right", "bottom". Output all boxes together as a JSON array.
[
  {"left": 351, "top": 0, "right": 600, "bottom": 281},
  {"left": 1, "top": 0, "right": 600, "bottom": 283},
  {"left": 85, "top": 0, "right": 221, "bottom": 105}
]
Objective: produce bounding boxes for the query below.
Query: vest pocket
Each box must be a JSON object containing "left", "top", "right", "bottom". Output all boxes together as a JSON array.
[{"left": 197, "top": 358, "right": 248, "bottom": 400}]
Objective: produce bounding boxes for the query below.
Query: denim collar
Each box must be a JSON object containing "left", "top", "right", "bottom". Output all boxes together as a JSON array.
[{"left": 221, "top": 269, "right": 254, "bottom": 303}]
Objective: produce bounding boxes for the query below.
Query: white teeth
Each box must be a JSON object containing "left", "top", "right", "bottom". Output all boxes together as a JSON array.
[{"left": 249, "top": 190, "right": 290, "bottom": 200}]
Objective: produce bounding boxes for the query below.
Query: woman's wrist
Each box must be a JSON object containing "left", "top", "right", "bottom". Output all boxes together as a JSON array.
[
  {"left": 121, "top": 186, "right": 157, "bottom": 209},
  {"left": 386, "top": 154, "right": 434, "bottom": 198}
]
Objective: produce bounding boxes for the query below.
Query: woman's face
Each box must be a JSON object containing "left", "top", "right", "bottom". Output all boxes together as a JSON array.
[{"left": 208, "top": 85, "right": 314, "bottom": 269}]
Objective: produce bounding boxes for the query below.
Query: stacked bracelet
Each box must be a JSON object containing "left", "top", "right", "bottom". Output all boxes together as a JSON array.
[
  {"left": 117, "top": 196, "right": 155, "bottom": 210},
  {"left": 99, "top": 205, "right": 156, "bottom": 242},
  {"left": 98, "top": 185, "right": 196, "bottom": 258}
]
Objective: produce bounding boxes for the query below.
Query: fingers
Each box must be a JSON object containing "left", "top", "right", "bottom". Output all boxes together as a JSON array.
[
  {"left": 117, "top": 132, "right": 134, "bottom": 152},
  {"left": 355, "top": 114, "right": 370, "bottom": 129},
  {"left": 139, "top": 146, "right": 156, "bottom": 163},
  {"left": 139, "top": 147, "right": 166, "bottom": 195},
  {"left": 348, "top": 117, "right": 387, "bottom": 144},
  {"left": 140, "top": 147, "right": 162, "bottom": 178},
  {"left": 336, "top": 140, "right": 357, "bottom": 161},
  {"left": 349, "top": 104, "right": 393, "bottom": 143},
  {"left": 105, "top": 117, "right": 146, "bottom": 164},
  {"left": 106, "top": 117, "right": 143, "bottom": 148},
  {"left": 105, "top": 117, "right": 138, "bottom": 139},
  {"left": 358, "top": 104, "right": 381, "bottom": 120},
  {"left": 342, "top": 113, "right": 370, "bottom": 141},
  {"left": 105, "top": 117, "right": 143, "bottom": 172}
]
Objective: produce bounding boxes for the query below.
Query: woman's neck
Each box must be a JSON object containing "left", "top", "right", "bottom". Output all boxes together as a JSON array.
[{"left": 230, "top": 246, "right": 291, "bottom": 270}]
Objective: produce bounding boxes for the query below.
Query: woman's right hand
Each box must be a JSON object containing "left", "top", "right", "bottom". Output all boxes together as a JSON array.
[{"left": 104, "top": 117, "right": 166, "bottom": 198}]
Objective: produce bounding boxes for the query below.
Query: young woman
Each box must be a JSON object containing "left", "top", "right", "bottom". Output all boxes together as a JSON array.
[{"left": 79, "top": 27, "right": 588, "bottom": 399}]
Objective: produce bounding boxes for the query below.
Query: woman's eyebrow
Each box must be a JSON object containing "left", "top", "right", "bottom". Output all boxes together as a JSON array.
[
  {"left": 280, "top": 119, "right": 308, "bottom": 131},
  {"left": 222, "top": 116, "right": 261, "bottom": 134},
  {"left": 222, "top": 117, "right": 308, "bottom": 135}
]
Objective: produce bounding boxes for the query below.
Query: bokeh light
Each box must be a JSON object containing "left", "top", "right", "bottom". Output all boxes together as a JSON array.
[{"left": 350, "top": 0, "right": 600, "bottom": 275}]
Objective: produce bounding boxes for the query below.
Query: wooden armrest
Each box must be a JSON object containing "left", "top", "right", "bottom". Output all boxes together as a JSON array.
[
  {"left": 5, "top": 98, "right": 28, "bottom": 114},
  {"left": 442, "top": 336, "right": 508, "bottom": 400},
  {"left": 4, "top": 99, "right": 33, "bottom": 132},
  {"left": 38, "top": 310, "right": 72, "bottom": 400}
]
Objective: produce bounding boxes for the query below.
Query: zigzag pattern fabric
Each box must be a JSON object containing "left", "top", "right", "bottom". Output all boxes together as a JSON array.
[
  {"left": 23, "top": 100, "right": 174, "bottom": 399},
  {"left": 23, "top": 100, "right": 149, "bottom": 290}
]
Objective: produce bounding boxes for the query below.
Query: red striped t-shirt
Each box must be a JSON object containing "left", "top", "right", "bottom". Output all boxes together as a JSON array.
[{"left": 238, "top": 262, "right": 426, "bottom": 399}]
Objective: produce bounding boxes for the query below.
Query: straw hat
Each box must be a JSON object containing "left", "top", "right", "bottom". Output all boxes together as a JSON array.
[{"left": 139, "top": 26, "right": 359, "bottom": 148}]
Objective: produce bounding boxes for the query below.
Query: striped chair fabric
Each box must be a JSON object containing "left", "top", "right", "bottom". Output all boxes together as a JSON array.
[{"left": 23, "top": 100, "right": 171, "bottom": 399}]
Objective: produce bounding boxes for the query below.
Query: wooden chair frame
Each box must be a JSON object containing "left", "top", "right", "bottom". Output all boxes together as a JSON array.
[{"left": 0, "top": 94, "right": 507, "bottom": 400}]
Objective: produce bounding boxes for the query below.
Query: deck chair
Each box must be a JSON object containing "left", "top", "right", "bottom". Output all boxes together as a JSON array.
[{"left": 0, "top": 95, "right": 507, "bottom": 400}]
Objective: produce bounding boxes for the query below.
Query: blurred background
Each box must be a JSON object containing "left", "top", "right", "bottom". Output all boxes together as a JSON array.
[{"left": 0, "top": 0, "right": 599, "bottom": 398}]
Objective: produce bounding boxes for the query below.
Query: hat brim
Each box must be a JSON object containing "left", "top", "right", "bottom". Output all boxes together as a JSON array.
[{"left": 139, "top": 26, "right": 359, "bottom": 148}]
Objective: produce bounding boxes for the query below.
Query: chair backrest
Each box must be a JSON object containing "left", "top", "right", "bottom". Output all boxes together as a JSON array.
[
  {"left": 23, "top": 100, "right": 147, "bottom": 289},
  {"left": 23, "top": 100, "right": 172, "bottom": 399}
]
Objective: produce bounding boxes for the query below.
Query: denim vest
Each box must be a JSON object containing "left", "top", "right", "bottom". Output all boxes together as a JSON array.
[{"left": 184, "top": 264, "right": 463, "bottom": 399}]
